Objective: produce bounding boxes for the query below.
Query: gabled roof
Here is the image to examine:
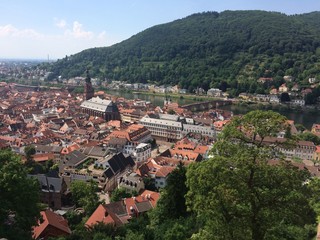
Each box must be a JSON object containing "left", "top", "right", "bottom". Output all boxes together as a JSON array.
[
  {"left": 33, "top": 210, "right": 71, "bottom": 239},
  {"left": 29, "top": 174, "right": 63, "bottom": 193},
  {"left": 86, "top": 190, "right": 160, "bottom": 228},
  {"left": 64, "top": 150, "right": 87, "bottom": 167},
  {"left": 85, "top": 204, "right": 115, "bottom": 227},
  {"left": 103, "top": 153, "right": 135, "bottom": 179}
]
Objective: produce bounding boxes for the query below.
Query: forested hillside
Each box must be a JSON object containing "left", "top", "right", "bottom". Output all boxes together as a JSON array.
[{"left": 42, "top": 10, "right": 320, "bottom": 94}]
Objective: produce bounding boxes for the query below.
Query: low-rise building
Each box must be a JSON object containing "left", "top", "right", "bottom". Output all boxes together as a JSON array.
[
  {"left": 85, "top": 190, "right": 160, "bottom": 227},
  {"left": 269, "top": 95, "right": 280, "bottom": 103},
  {"left": 207, "top": 88, "right": 222, "bottom": 97},
  {"left": 32, "top": 210, "right": 71, "bottom": 240},
  {"left": 118, "top": 172, "right": 145, "bottom": 193},
  {"left": 291, "top": 99, "right": 305, "bottom": 106}
]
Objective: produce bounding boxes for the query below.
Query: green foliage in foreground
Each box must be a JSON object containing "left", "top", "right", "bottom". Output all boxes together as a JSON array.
[
  {"left": 70, "top": 180, "right": 100, "bottom": 216},
  {"left": 0, "top": 150, "right": 41, "bottom": 240},
  {"left": 186, "top": 110, "right": 319, "bottom": 239}
]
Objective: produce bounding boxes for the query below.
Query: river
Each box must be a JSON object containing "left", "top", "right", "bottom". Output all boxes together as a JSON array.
[{"left": 106, "top": 90, "right": 320, "bottom": 130}]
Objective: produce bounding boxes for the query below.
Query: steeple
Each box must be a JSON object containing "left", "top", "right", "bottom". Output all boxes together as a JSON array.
[{"left": 84, "top": 69, "right": 94, "bottom": 100}]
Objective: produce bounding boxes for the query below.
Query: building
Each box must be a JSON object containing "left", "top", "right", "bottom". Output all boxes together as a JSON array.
[
  {"left": 118, "top": 172, "right": 145, "bottom": 193},
  {"left": 312, "top": 124, "right": 320, "bottom": 136},
  {"left": 85, "top": 190, "right": 160, "bottom": 227},
  {"left": 291, "top": 99, "right": 305, "bottom": 106},
  {"left": 133, "top": 143, "right": 151, "bottom": 162},
  {"left": 137, "top": 159, "right": 175, "bottom": 188},
  {"left": 279, "top": 83, "right": 288, "bottom": 93},
  {"left": 207, "top": 88, "right": 222, "bottom": 97},
  {"left": 269, "top": 95, "right": 280, "bottom": 103},
  {"left": 84, "top": 69, "right": 94, "bottom": 100},
  {"left": 140, "top": 113, "right": 216, "bottom": 142},
  {"left": 139, "top": 114, "right": 183, "bottom": 142},
  {"left": 29, "top": 173, "right": 66, "bottom": 210},
  {"left": 182, "top": 123, "right": 215, "bottom": 138},
  {"left": 32, "top": 210, "right": 71, "bottom": 240},
  {"left": 263, "top": 137, "right": 316, "bottom": 161},
  {"left": 80, "top": 96, "right": 121, "bottom": 121}
]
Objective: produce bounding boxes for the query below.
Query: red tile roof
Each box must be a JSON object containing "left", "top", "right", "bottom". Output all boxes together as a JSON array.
[
  {"left": 33, "top": 210, "right": 71, "bottom": 240},
  {"left": 85, "top": 204, "right": 117, "bottom": 227}
]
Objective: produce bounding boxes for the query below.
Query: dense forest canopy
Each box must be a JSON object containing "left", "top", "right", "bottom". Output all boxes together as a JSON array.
[{"left": 41, "top": 10, "right": 320, "bottom": 94}]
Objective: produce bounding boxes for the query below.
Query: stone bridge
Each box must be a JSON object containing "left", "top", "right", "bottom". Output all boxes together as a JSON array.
[
  {"left": 181, "top": 99, "right": 232, "bottom": 112},
  {"left": 14, "top": 84, "right": 40, "bottom": 92}
]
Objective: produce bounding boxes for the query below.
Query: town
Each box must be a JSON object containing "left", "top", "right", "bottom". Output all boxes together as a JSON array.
[
  {"left": 1, "top": 68, "right": 320, "bottom": 239},
  {"left": 1, "top": 59, "right": 320, "bottom": 108}
]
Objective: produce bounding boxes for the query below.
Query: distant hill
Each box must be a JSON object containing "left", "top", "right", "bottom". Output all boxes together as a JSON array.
[{"left": 42, "top": 10, "right": 320, "bottom": 95}]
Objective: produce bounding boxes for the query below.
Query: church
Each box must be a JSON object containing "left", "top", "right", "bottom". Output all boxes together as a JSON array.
[{"left": 80, "top": 70, "right": 120, "bottom": 121}]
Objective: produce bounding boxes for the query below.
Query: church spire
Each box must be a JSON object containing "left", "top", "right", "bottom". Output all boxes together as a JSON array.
[{"left": 84, "top": 68, "right": 94, "bottom": 100}]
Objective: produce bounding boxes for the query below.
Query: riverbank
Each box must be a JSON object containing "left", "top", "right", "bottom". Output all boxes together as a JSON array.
[
  {"left": 131, "top": 90, "right": 221, "bottom": 102},
  {"left": 233, "top": 100, "right": 319, "bottom": 114}
]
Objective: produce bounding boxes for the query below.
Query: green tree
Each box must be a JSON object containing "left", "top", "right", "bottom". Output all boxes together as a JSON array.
[
  {"left": 0, "top": 150, "right": 41, "bottom": 240},
  {"left": 151, "top": 162, "right": 188, "bottom": 224},
  {"left": 280, "top": 92, "right": 290, "bottom": 102},
  {"left": 186, "top": 110, "right": 318, "bottom": 240},
  {"left": 70, "top": 180, "right": 100, "bottom": 216},
  {"left": 110, "top": 187, "right": 132, "bottom": 202},
  {"left": 24, "top": 145, "right": 36, "bottom": 162},
  {"left": 295, "top": 124, "right": 306, "bottom": 133},
  {"left": 167, "top": 109, "right": 176, "bottom": 114},
  {"left": 297, "top": 132, "right": 320, "bottom": 145}
]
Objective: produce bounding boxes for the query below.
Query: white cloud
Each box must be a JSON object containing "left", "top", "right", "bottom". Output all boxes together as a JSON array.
[
  {"left": 0, "top": 24, "right": 42, "bottom": 39},
  {"left": 0, "top": 22, "right": 119, "bottom": 59},
  {"left": 54, "top": 19, "right": 67, "bottom": 29},
  {"left": 68, "top": 21, "right": 93, "bottom": 39}
]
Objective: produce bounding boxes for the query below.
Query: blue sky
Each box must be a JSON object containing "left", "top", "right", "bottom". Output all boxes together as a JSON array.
[{"left": 0, "top": 0, "right": 319, "bottom": 59}]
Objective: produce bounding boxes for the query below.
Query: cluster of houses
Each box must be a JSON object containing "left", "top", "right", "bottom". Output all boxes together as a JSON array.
[
  {"left": 238, "top": 76, "right": 319, "bottom": 106},
  {"left": 2, "top": 77, "right": 320, "bottom": 239}
]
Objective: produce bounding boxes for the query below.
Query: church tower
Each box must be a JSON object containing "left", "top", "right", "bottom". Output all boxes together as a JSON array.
[{"left": 84, "top": 69, "right": 94, "bottom": 100}]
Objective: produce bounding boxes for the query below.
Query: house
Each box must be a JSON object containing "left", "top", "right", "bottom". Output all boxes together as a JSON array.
[
  {"left": 312, "top": 146, "right": 320, "bottom": 165},
  {"left": 263, "top": 137, "right": 316, "bottom": 161},
  {"left": 85, "top": 190, "right": 160, "bottom": 228},
  {"left": 269, "top": 95, "right": 280, "bottom": 103},
  {"left": 311, "top": 124, "right": 320, "bottom": 136},
  {"left": 118, "top": 172, "right": 145, "bottom": 193},
  {"left": 279, "top": 83, "right": 288, "bottom": 93},
  {"left": 291, "top": 99, "right": 305, "bottom": 106},
  {"left": 253, "top": 94, "right": 270, "bottom": 102},
  {"left": 136, "top": 159, "right": 175, "bottom": 189},
  {"left": 32, "top": 210, "right": 71, "bottom": 240},
  {"left": 33, "top": 153, "right": 55, "bottom": 163},
  {"left": 101, "top": 153, "right": 136, "bottom": 192},
  {"left": 207, "top": 88, "right": 222, "bottom": 97},
  {"left": 309, "top": 78, "right": 317, "bottom": 84},
  {"left": 61, "top": 150, "right": 88, "bottom": 169},
  {"left": 81, "top": 146, "right": 110, "bottom": 160},
  {"left": 269, "top": 88, "right": 278, "bottom": 95},
  {"left": 283, "top": 75, "right": 294, "bottom": 82},
  {"left": 131, "top": 143, "right": 152, "bottom": 163},
  {"left": 160, "top": 148, "right": 203, "bottom": 162},
  {"left": 291, "top": 84, "right": 300, "bottom": 92},
  {"left": 301, "top": 88, "right": 313, "bottom": 97},
  {"left": 34, "top": 144, "right": 63, "bottom": 161},
  {"left": 257, "top": 77, "right": 273, "bottom": 84},
  {"left": 238, "top": 93, "right": 251, "bottom": 100},
  {"left": 213, "top": 120, "right": 230, "bottom": 132},
  {"left": 29, "top": 172, "right": 66, "bottom": 210}
]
